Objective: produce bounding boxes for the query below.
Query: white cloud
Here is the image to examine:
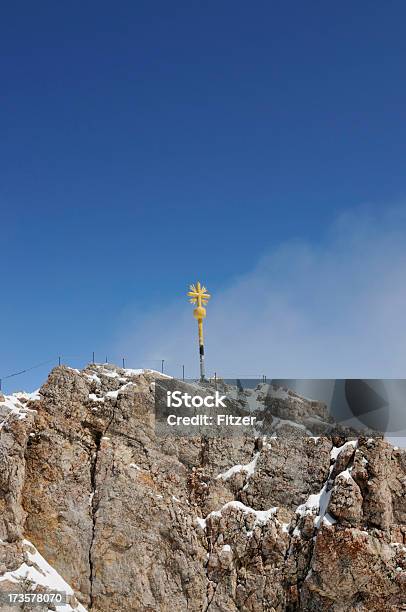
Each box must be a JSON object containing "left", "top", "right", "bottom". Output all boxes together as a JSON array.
[{"left": 117, "top": 206, "right": 406, "bottom": 380}]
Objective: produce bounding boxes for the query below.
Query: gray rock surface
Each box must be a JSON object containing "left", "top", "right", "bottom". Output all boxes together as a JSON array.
[{"left": 0, "top": 365, "right": 405, "bottom": 611}]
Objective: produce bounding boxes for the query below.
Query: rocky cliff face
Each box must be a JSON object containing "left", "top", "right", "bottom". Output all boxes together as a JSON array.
[{"left": 0, "top": 365, "right": 405, "bottom": 611}]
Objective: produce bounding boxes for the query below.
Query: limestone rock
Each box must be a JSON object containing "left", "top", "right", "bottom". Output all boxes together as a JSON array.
[
  {"left": 0, "top": 365, "right": 405, "bottom": 611},
  {"left": 328, "top": 472, "right": 363, "bottom": 525}
]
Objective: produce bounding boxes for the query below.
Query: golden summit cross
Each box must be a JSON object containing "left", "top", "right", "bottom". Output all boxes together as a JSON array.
[{"left": 187, "top": 282, "right": 211, "bottom": 381}]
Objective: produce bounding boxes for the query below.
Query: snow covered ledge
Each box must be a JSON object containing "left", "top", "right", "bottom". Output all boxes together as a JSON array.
[{"left": 0, "top": 540, "right": 87, "bottom": 612}]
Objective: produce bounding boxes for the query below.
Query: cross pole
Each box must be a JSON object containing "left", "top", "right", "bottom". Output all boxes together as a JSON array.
[{"left": 187, "top": 281, "right": 211, "bottom": 381}]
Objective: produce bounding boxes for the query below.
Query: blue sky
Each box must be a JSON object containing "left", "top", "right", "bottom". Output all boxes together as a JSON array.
[{"left": 1, "top": 2, "right": 406, "bottom": 391}]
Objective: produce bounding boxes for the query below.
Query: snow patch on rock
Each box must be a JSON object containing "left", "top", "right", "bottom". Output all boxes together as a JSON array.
[
  {"left": 0, "top": 540, "right": 87, "bottom": 611},
  {"left": 216, "top": 452, "right": 260, "bottom": 481}
]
